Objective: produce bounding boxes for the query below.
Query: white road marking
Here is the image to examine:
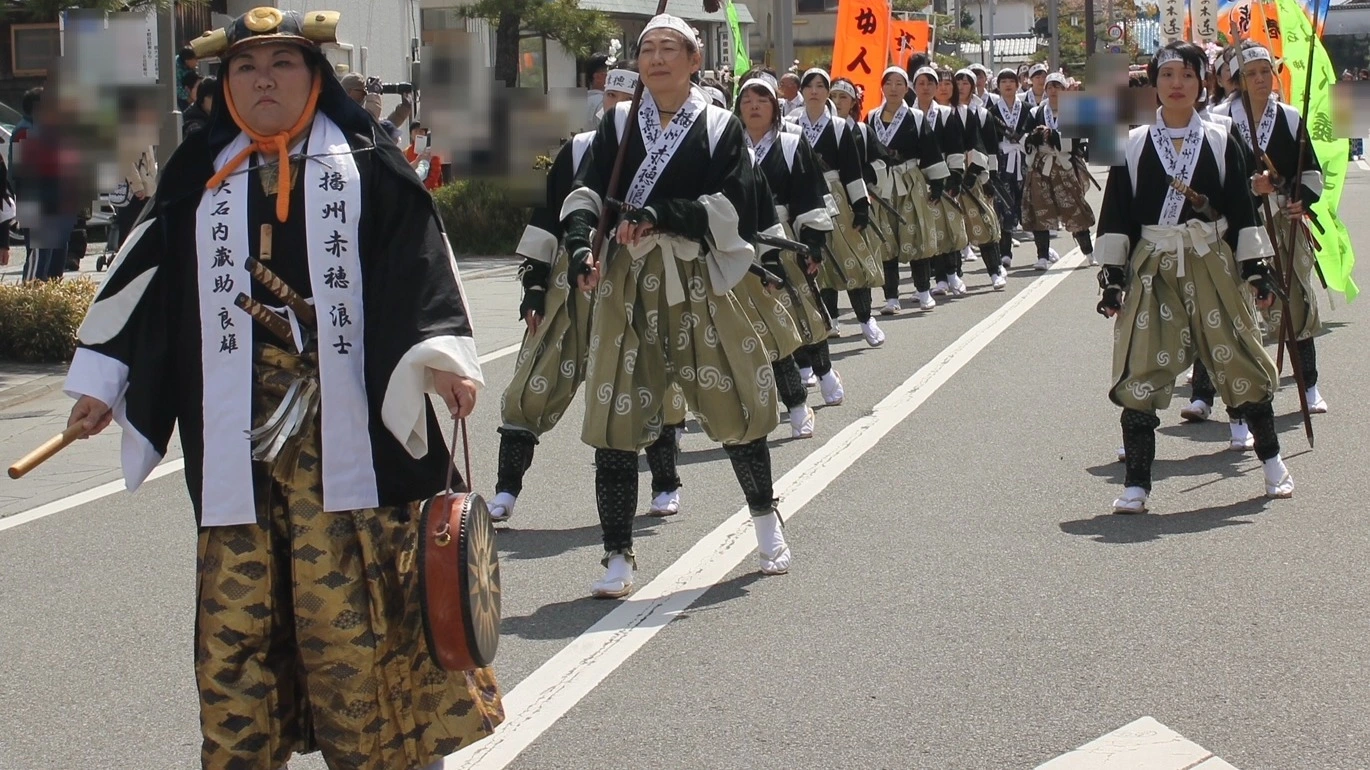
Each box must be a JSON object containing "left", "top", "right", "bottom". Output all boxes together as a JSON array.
[
  {"left": 1035, "top": 716, "right": 1239, "bottom": 769},
  {"left": 0, "top": 341, "right": 525, "bottom": 534},
  {"left": 443, "top": 250, "right": 1089, "bottom": 769},
  {"left": 1356, "top": 158, "right": 1370, "bottom": 173}
]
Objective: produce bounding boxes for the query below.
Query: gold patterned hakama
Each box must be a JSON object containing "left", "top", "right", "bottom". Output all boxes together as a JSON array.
[{"left": 817, "top": 170, "right": 884, "bottom": 290}]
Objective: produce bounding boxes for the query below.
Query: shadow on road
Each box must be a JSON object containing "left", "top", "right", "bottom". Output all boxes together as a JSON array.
[
  {"left": 1085, "top": 447, "right": 1251, "bottom": 486},
  {"left": 495, "top": 517, "right": 665, "bottom": 561},
  {"left": 1058, "top": 497, "right": 1273, "bottom": 544}
]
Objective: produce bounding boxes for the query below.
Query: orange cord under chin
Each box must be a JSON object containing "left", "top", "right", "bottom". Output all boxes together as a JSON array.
[{"left": 206, "top": 75, "right": 322, "bottom": 222}]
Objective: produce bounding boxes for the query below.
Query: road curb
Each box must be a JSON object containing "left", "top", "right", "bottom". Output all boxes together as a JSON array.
[{"left": 0, "top": 374, "right": 66, "bottom": 411}]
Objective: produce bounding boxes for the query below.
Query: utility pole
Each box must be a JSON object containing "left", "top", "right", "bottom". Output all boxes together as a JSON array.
[
  {"left": 987, "top": 0, "right": 995, "bottom": 72},
  {"left": 1084, "top": 0, "right": 1097, "bottom": 57},
  {"left": 1048, "top": 0, "right": 1059, "bottom": 69},
  {"left": 156, "top": 3, "right": 180, "bottom": 167},
  {"left": 776, "top": 0, "right": 793, "bottom": 73}
]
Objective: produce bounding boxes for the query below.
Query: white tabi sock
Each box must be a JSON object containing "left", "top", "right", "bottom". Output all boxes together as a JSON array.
[{"left": 752, "top": 510, "right": 791, "bottom": 573}]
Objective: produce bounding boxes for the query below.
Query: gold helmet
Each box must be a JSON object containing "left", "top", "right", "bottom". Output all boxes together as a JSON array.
[{"left": 188, "top": 7, "right": 339, "bottom": 60}]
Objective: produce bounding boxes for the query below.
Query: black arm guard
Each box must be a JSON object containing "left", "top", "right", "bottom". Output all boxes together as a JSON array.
[
  {"left": 798, "top": 226, "right": 826, "bottom": 263},
  {"left": 1096, "top": 265, "right": 1126, "bottom": 317},
  {"left": 928, "top": 177, "right": 945, "bottom": 202},
  {"left": 1241, "top": 258, "right": 1276, "bottom": 301},
  {"left": 563, "top": 208, "right": 598, "bottom": 261},
  {"left": 964, "top": 165, "right": 985, "bottom": 194},
  {"left": 518, "top": 258, "right": 550, "bottom": 320},
  {"left": 644, "top": 199, "right": 709, "bottom": 240}
]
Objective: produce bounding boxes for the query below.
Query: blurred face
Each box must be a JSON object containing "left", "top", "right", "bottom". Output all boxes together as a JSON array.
[
  {"left": 592, "top": 69, "right": 608, "bottom": 89},
  {"left": 1157, "top": 60, "right": 1201, "bottom": 111},
  {"left": 638, "top": 30, "right": 700, "bottom": 94},
  {"left": 226, "top": 44, "right": 314, "bottom": 135},
  {"left": 976, "top": 71, "right": 988, "bottom": 91},
  {"left": 603, "top": 89, "right": 629, "bottom": 110},
  {"left": 999, "top": 77, "right": 1019, "bottom": 101},
  {"left": 881, "top": 74, "right": 907, "bottom": 105},
  {"left": 1242, "top": 59, "right": 1275, "bottom": 100},
  {"left": 832, "top": 90, "right": 855, "bottom": 117},
  {"left": 1046, "top": 82, "right": 1063, "bottom": 102},
  {"left": 780, "top": 76, "right": 800, "bottom": 99},
  {"left": 936, "top": 76, "right": 953, "bottom": 103},
  {"left": 739, "top": 88, "right": 776, "bottom": 132},
  {"left": 956, "top": 77, "right": 973, "bottom": 100},
  {"left": 802, "top": 77, "right": 829, "bottom": 106},
  {"left": 913, "top": 75, "right": 936, "bottom": 103},
  {"left": 1031, "top": 72, "right": 1046, "bottom": 91}
]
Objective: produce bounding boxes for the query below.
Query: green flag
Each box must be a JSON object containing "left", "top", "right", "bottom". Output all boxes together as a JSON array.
[
  {"left": 1277, "top": 0, "right": 1359, "bottom": 302},
  {"left": 726, "top": 0, "right": 749, "bottom": 97}
]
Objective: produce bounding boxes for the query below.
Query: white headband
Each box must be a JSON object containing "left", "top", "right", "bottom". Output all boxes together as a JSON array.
[
  {"left": 605, "top": 68, "right": 638, "bottom": 95},
  {"left": 830, "top": 80, "right": 857, "bottom": 99},
  {"left": 954, "top": 68, "right": 974, "bottom": 80},
  {"left": 970, "top": 63, "right": 990, "bottom": 76},
  {"left": 997, "top": 67, "right": 1019, "bottom": 82},
  {"left": 881, "top": 65, "right": 909, "bottom": 85},
  {"left": 913, "top": 66, "right": 939, "bottom": 85},
  {"left": 741, "top": 77, "right": 777, "bottom": 98},
  {"left": 1155, "top": 48, "right": 1185, "bottom": 68},
  {"left": 1046, "top": 72, "right": 1068, "bottom": 87},
  {"left": 703, "top": 85, "right": 726, "bottom": 107},
  {"left": 639, "top": 14, "right": 695, "bottom": 46},
  {"left": 802, "top": 67, "right": 831, "bottom": 88},
  {"left": 1241, "top": 46, "right": 1274, "bottom": 65},
  {"left": 1030, "top": 64, "right": 1048, "bottom": 76}
]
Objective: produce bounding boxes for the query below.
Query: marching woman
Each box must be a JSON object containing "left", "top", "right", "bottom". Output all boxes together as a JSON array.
[
  {"left": 844, "top": 82, "right": 901, "bottom": 318},
  {"left": 1096, "top": 41, "right": 1294, "bottom": 515},
  {"left": 1212, "top": 41, "right": 1328, "bottom": 414},
  {"left": 909, "top": 66, "right": 969, "bottom": 307},
  {"left": 560, "top": 14, "right": 791, "bottom": 598},
  {"left": 737, "top": 74, "right": 847, "bottom": 415},
  {"left": 862, "top": 68, "right": 946, "bottom": 313},
  {"left": 789, "top": 68, "right": 886, "bottom": 344},
  {"left": 1022, "top": 72, "right": 1097, "bottom": 268},
  {"left": 991, "top": 68, "right": 1033, "bottom": 267},
  {"left": 495, "top": 64, "right": 687, "bottom": 522},
  {"left": 62, "top": 8, "right": 504, "bottom": 767},
  {"left": 953, "top": 68, "right": 1009, "bottom": 289}
]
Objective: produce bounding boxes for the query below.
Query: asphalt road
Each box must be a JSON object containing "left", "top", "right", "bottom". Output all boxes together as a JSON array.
[{"left": 2, "top": 170, "right": 1369, "bottom": 770}]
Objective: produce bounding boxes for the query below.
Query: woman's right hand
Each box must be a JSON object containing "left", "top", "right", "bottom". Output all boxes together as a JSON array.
[{"left": 68, "top": 396, "right": 113, "bottom": 438}]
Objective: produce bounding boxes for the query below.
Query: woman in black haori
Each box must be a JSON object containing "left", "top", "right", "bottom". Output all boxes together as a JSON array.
[
  {"left": 1095, "top": 41, "right": 1293, "bottom": 515},
  {"left": 863, "top": 67, "right": 947, "bottom": 312},
  {"left": 908, "top": 65, "right": 968, "bottom": 308},
  {"left": 1022, "top": 72, "right": 1097, "bottom": 269},
  {"left": 950, "top": 68, "right": 1009, "bottom": 289},
  {"left": 737, "top": 73, "right": 847, "bottom": 426},
  {"left": 560, "top": 14, "right": 792, "bottom": 598},
  {"left": 990, "top": 68, "right": 1034, "bottom": 267},
  {"left": 788, "top": 68, "right": 885, "bottom": 342}
]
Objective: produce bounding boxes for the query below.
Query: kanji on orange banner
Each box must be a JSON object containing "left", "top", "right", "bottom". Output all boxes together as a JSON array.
[
  {"left": 832, "top": 0, "right": 890, "bottom": 108},
  {"left": 890, "top": 20, "right": 930, "bottom": 64}
]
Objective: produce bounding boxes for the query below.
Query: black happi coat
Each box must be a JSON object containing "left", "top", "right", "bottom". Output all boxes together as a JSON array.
[
  {"left": 1097, "top": 120, "right": 1260, "bottom": 257},
  {"left": 864, "top": 104, "right": 947, "bottom": 180},
  {"left": 789, "top": 111, "right": 870, "bottom": 219},
  {"left": 946, "top": 103, "right": 992, "bottom": 173},
  {"left": 989, "top": 94, "right": 1035, "bottom": 176},
  {"left": 69, "top": 76, "right": 472, "bottom": 523},
  {"left": 568, "top": 98, "right": 757, "bottom": 249},
  {"left": 1026, "top": 102, "right": 1088, "bottom": 162},
  {"left": 517, "top": 130, "right": 594, "bottom": 264},
  {"left": 1212, "top": 98, "right": 1323, "bottom": 206},
  {"left": 754, "top": 129, "right": 830, "bottom": 236}
]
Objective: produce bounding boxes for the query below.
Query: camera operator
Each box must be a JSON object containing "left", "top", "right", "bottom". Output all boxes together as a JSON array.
[
  {"left": 339, "top": 72, "right": 413, "bottom": 132},
  {"left": 405, "top": 122, "right": 444, "bottom": 191}
]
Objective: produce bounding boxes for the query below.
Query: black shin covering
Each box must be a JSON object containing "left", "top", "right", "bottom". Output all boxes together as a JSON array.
[
  {"left": 1297, "top": 337, "right": 1318, "bottom": 387},
  {"left": 1033, "top": 231, "right": 1051, "bottom": 261},
  {"left": 912, "top": 259, "right": 932, "bottom": 292},
  {"left": 820, "top": 288, "right": 841, "bottom": 320},
  {"left": 999, "top": 229, "right": 1014, "bottom": 259},
  {"left": 850, "top": 288, "right": 873, "bottom": 323},
  {"left": 723, "top": 438, "right": 776, "bottom": 514},
  {"left": 807, "top": 340, "right": 833, "bottom": 377},
  {"left": 495, "top": 428, "right": 537, "bottom": 496},
  {"left": 1191, "top": 358, "right": 1216, "bottom": 406},
  {"left": 883, "top": 259, "right": 901, "bottom": 300},
  {"left": 1120, "top": 408, "right": 1160, "bottom": 492},
  {"left": 594, "top": 448, "right": 639, "bottom": 554},
  {"left": 644, "top": 427, "right": 682, "bottom": 495},
  {"left": 980, "top": 240, "right": 1001, "bottom": 276},
  {"left": 1243, "top": 400, "right": 1281, "bottom": 461},
  {"left": 792, "top": 346, "right": 812, "bottom": 371},
  {"left": 1074, "top": 229, "right": 1094, "bottom": 255},
  {"left": 774, "top": 356, "right": 808, "bottom": 410}
]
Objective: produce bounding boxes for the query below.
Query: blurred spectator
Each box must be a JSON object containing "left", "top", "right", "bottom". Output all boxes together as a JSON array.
[
  {"left": 15, "top": 93, "right": 82, "bottom": 281},
  {"left": 338, "top": 72, "right": 412, "bottom": 138},
  {"left": 0, "top": 153, "right": 12, "bottom": 267},
  {"left": 9, "top": 87, "right": 39, "bottom": 179},
  {"left": 404, "top": 122, "right": 443, "bottom": 191},
  {"left": 176, "top": 46, "right": 198, "bottom": 110},
  {"left": 182, "top": 75, "right": 217, "bottom": 136}
]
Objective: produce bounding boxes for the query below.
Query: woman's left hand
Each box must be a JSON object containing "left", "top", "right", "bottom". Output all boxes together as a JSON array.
[
  {"left": 432, "top": 370, "right": 478, "bottom": 419},
  {"left": 1284, "top": 200, "right": 1305, "bottom": 217},
  {"left": 1250, "top": 285, "right": 1277, "bottom": 310}
]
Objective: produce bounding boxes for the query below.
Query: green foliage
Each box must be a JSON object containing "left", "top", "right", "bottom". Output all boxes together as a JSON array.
[
  {"left": 0, "top": 278, "right": 98, "bottom": 363},
  {"left": 432, "top": 180, "right": 531, "bottom": 256},
  {"left": 460, "top": 0, "right": 616, "bottom": 59}
]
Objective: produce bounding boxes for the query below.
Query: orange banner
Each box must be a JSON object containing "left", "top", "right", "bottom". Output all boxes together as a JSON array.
[
  {"left": 1218, "top": 1, "right": 1293, "bottom": 97},
  {"left": 890, "top": 20, "right": 931, "bottom": 64},
  {"left": 831, "top": 0, "right": 890, "bottom": 108}
]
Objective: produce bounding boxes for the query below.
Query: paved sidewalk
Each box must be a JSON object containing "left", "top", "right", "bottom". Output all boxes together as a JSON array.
[{"left": 0, "top": 256, "right": 525, "bottom": 518}]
